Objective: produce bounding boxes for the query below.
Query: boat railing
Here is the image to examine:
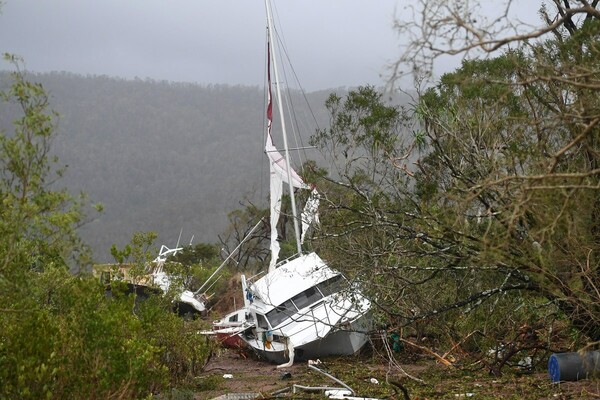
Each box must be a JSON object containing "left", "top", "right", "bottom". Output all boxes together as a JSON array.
[
  {"left": 273, "top": 251, "right": 302, "bottom": 269},
  {"left": 245, "top": 270, "right": 266, "bottom": 286}
]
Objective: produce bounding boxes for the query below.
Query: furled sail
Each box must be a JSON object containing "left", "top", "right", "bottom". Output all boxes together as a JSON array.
[{"left": 301, "top": 188, "right": 320, "bottom": 243}]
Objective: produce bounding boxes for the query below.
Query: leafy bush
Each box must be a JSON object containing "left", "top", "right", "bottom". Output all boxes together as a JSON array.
[
  {"left": 0, "top": 56, "right": 211, "bottom": 399},
  {"left": 0, "top": 267, "right": 212, "bottom": 399}
]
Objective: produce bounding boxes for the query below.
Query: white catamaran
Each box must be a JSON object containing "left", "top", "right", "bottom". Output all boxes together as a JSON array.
[{"left": 213, "top": 0, "right": 372, "bottom": 366}]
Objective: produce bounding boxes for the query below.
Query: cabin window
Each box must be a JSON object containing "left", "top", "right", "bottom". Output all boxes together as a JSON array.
[
  {"left": 291, "top": 286, "right": 322, "bottom": 310},
  {"left": 316, "top": 275, "right": 344, "bottom": 298},
  {"left": 228, "top": 314, "right": 238, "bottom": 323},
  {"left": 266, "top": 299, "right": 297, "bottom": 328},
  {"left": 256, "top": 313, "right": 270, "bottom": 330}
]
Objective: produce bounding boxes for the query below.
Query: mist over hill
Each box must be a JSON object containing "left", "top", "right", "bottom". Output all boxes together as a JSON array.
[
  {"left": 0, "top": 72, "right": 340, "bottom": 262},
  {"left": 1, "top": 72, "right": 413, "bottom": 263}
]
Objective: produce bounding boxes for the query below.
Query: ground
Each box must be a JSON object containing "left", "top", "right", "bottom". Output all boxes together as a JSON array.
[
  {"left": 191, "top": 282, "right": 600, "bottom": 399},
  {"left": 190, "top": 345, "right": 600, "bottom": 399}
]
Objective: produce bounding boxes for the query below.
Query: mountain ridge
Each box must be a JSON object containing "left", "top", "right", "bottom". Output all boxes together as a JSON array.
[{"left": 1, "top": 71, "right": 336, "bottom": 262}]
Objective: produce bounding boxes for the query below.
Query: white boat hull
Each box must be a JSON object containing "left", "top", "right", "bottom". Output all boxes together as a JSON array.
[{"left": 241, "top": 311, "right": 372, "bottom": 364}]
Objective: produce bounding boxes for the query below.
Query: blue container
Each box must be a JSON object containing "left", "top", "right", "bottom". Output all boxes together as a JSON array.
[{"left": 548, "top": 351, "right": 600, "bottom": 382}]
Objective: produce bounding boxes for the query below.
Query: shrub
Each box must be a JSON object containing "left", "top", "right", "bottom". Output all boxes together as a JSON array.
[{"left": 0, "top": 266, "right": 212, "bottom": 399}]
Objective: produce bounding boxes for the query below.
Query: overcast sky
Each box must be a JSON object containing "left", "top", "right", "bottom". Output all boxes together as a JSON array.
[
  {"left": 0, "top": 0, "right": 412, "bottom": 91},
  {"left": 0, "top": 0, "right": 548, "bottom": 91}
]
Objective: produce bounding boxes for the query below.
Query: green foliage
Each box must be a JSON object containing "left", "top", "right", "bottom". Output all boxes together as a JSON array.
[
  {"left": 309, "top": 85, "right": 411, "bottom": 266},
  {"left": 136, "top": 296, "right": 212, "bottom": 382},
  {"left": 165, "top": 242, "right": 222, "bottom": 288},
  {"left": 111, "top": 231, "right": 159, "bottom": 284},
  {"left": 414, "top": 20, "right": 600, "bottom": 340},
  {"left": 311, "top": 85, "right": 405, "bottom": 168},
  {"left": 0, "top": 56, "right": 211, "bottom": 399},
  {"left": 0, "top": 54, "right": 92, "bottom": 276},
  {"left": 170, "top": 242, "right": 219, "bottom": 266},
  {"left": 0, "top": 266, "right": 211, "bottom": 399},
  {"left": 310, "top": 11, "right": 600, "bottom": 359}
]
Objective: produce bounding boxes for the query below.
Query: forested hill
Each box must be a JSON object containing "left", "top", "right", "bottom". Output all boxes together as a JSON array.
[{"left": 0, "top": 71, "right": 336, "bottom": 262}]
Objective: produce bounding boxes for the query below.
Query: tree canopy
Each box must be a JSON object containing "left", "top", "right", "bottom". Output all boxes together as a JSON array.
[
  {"left": 0, "top": 55, "right": 211, "bottom": 398},
  {"left": 306, "top": 1, "right": 600, "bottom": 370}
]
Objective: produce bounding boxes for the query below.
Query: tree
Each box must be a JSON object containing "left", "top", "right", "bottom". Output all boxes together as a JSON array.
[
  {"left": 413, "top": 9, "right": 600, "bottom": 340},
  {"left": 309, "top": 86, "right": 429, "bottom": 323},
  {"left": 0, "top": 56, "right": 210, "bottom": 398},
  {"left": 390, "top": 0, "right": 600, "bottom": 87},
  {"left": 308, "top": 3, "right": 600, "bottom": 365},
  {"left": 398, "top": 0, "right": 600, "bottom": 337},
  {"left": 170, "top": 242, "right": 219, "bottom": 266},
  {"left": 218, "top": 201, "right": 270, "bottom": 272},
  {"left": 0, "top": 54, "right": 93, "bottom": 278}
]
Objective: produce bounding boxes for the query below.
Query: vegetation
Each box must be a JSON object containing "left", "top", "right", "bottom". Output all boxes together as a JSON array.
[
  {"left": 3, "top": 0, "right": 600, "bottom": 397},
  {"left": 0, "top": 55, "right": 211, "bottom": 399},
  {"left": 0, "top": 70, "right": 337, "bottom": 263},
  {"left": 300, "top": 0, "right": 600, "bottom": 375}
]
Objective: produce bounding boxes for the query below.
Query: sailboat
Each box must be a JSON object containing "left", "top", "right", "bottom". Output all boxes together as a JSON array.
[
  {"left": 95, "top": 241, "right": 208, "bottom": 317},
  {"left": 213, "top": 0, "right": 372, "bottom": 365},
  {"left": 151, "top": 244, "right": 207, "bottom": 316}
]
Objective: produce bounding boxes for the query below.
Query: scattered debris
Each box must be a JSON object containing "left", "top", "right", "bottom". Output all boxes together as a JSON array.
[
  {"left": 210, "top": 394, "right": 260, "bottom": 400},
  {"left": 325, "top": 389, "right": 353, "bottom": 399},
  {"left": 267, "top": 362, "right": 386, "bottom": 399},
  {"left": 280, "top": 371, "right": 292, "bottom": 380},
  {"left": 517, "top": 356, "right": 532, "bottom": 369},
  {"left": 401, "top": 337, "right": 455, "bottom": 367},
  {"left": 222, "top": 374, "right": 233, "bottom": 379}
]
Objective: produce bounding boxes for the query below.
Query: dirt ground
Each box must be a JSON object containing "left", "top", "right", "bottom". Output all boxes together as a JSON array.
[
  {"left": 197, "top": 346, "right": 328, "bottom": 399},
  {"left": 193, "top": 345, "right": 600, "bottom": 399},
  {"left": 193, "top": 283, "right": 600, "bottom": 399}
]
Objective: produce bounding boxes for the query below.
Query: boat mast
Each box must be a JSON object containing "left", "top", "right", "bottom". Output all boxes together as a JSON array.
[{"left": 265, "top": 0, "right": 302, "bottom": 255}]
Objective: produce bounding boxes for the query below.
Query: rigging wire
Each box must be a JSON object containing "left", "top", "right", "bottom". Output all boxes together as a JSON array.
[{"left": 269, "top": 0, "right": 321, "bottom": 179}]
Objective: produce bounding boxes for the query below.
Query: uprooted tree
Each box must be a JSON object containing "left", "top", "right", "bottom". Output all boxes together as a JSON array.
[{"left": 307, "top": 1, "right": 600, "bottom": 363}]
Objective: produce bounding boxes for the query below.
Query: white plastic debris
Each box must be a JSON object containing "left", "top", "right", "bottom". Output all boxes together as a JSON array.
[
  {"left": 308, "top": 359, "right": 322, "bottom": 365},
  {"left": 276, "top": 337, "right": 295, "bottom": 369},
  {"left": 222, "top": 374, "right": 233, "bottom": 379},
  {"left": 518, "top": 356, "right": 532, "bottom": 369},
  {"left": 325, "top": 389, "right": 352, "bottom": 399},
  {"left": 370, "top": 378, "right": 379, "bottom": 384}
]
